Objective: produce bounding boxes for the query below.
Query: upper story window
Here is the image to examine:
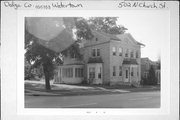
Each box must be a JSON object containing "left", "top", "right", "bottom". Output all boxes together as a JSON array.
[
  {"left": 92, "top": 48, "right": 100, "bottom": 57},
  {"left": 136, "top": 51, "right": 139, "bottom": 58},
  {"left": 112, "top": 47, "right": 116, "bottom": 56},
  {"left": 97, "top": 49, "right": 100, "bottom": 56},
  {"left": 130, "top": 50, "right": 134, "bottom": 58},
  {"left": 125, "top": 49, "right": 129, "bottom": 57},
  {"left": 119, "top": 47, "right": 123, "bottom": 56},
  {"left": 92, "top": 49, "right": 96, "bottom": 57}
]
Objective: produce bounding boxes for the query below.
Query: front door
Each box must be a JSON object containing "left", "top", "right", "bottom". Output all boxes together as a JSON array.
[
  {"left": 125, "top": 69, "right": 129, "bottom": 82},
  {"left": 89, "top": 67, "right": 95, "bottom": 84}
]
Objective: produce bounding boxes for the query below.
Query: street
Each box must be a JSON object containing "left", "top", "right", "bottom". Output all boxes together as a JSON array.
[{"left": 25, "top": 91, "right": 160, "bottom": 108}]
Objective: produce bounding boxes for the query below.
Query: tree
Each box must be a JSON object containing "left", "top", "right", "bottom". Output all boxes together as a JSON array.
[
  {"left": 74, "top": 17, "right": 94, "bottom": 40},
  {"left": 25, "top": 30, "right": 58, "bottom": 90},
  {"left": 147, "top": 66, "right": 157, "bottom": 85},
  {"left": 87, "top": 17, "right": 127, "bottom": 34},
  {"left": 25, "top": 17, "right": 93, "bottom": 90}
]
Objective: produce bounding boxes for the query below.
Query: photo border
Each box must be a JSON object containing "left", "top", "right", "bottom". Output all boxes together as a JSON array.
[{"left": 1, "top": 1, "right": 179, "bottom": 120}]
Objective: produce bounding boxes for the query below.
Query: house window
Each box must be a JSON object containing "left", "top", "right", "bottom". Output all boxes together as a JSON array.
[
  {"left": 131, "top": 67, "right": 134, "bottom": 76},
  {"left": 125, "top": 49, "right": 129, "bottom": 57},
  {"left": 63, "top": 68, "right": 73, "bottom": 78},
  {"left": 119, "top": 66, "right": 122, "bottom": 76},
  {"left": 89, "top": 67, "right": 95, "bottom": 79},
  {"left": 136, "top": 51, "right": 139, "bottom": 58},
  {"left": 98, "top": 67, "right": 102, "bottom": 79},
  {"left": 97, "top": 49, "right": 100, "bottom": 56},
  {"left": 126, "top": 70, "right": 128, "bottom": 78},
  {"left": 113, "top": 66, "right": 116, "bottom": 76},
  {"left": 92, "top": 49, "right": 96, "bottom": 57},
  {"left": 119, "top": 47, "right": 122, "bottom": 56},
  {"left": 112, "top": 47, "right": 116, "bottom": 56},
  {"left": 75, "top": 68, "right": 83, "bottom": 78},
  {"left": 130, "top": 50, "right": 134, "bottom": 58},
  {"left": 92, "top": 48, "right": 100, "bottom": 57}
]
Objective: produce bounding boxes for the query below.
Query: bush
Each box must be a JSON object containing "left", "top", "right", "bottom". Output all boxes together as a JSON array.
[
  {"left": 81, "top": 79, "right": 88, "bottom": 84},
  {"left": 141, "top": 66, "right": 157, "bottom": 85}
]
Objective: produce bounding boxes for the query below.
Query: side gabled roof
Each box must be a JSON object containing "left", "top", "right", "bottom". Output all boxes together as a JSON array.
[{"left": 84, "top": 30, "right": 145, "bottom": 47}]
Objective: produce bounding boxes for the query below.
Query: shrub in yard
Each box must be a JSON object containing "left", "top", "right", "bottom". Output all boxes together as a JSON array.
[
  {"left": 147, "top": 66, "right": 157, "bottom": 85},
  {"left": 81, "top": 79, "right": 88, "bottom": 84}
]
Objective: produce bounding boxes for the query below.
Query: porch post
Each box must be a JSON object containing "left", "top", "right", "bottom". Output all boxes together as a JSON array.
[{"left": 73, "top": 67, "right": 75, "bottom": 79}]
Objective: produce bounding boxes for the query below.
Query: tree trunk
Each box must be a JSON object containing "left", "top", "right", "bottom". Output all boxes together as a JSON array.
[
  {"left": 43, "top": 64, "right": 51, "bottom": 90},
  {"left": 44, "top": 72, "right": 51, "bottom": 90}
]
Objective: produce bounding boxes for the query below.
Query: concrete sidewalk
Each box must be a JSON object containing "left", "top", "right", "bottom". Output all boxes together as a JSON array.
[
  {"left": 25, "top": 87, "right": 130, "bottom": 96},
  {"left": 25, "top": 89, "right": 60, "bottom": 96},
  {"left": 25, "top": 80, "right": 130, "bottom": 96}
]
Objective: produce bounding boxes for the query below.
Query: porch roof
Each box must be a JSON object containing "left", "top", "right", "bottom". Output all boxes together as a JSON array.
[
  {"left": 87, "top": 57, "right": 103, "bottom": 64},
  {"left": 122, "top": 58, "right": 138, "bottom": 65}
]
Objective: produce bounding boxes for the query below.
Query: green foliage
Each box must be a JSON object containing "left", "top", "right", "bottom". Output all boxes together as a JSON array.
[
  {"left": 141, "top": 66, "right": 157, "bottom": 85},
  {"left": 88, "top": 17, "right": 127, "bottom": 34},
  {"left": 25, "top": 29, "right": 60, "bottom": 90},
  {"left": 74, "top": 17, "right": 94, "bottom": 40},
  {"left": 61, "top": 42, "right": 83, "bottom": 60},
  {"left": 24, "top": 60, "right": 34, "bottom": 80}
]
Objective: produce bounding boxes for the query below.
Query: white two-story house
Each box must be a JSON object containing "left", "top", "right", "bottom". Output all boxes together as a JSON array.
[{"left": 54, "top": 30, "right": 144, "bottom": 86}]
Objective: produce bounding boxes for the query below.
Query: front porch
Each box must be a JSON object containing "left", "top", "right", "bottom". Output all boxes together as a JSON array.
[{"left": 54, "top": 64, "right": 84, "bottom": 84}]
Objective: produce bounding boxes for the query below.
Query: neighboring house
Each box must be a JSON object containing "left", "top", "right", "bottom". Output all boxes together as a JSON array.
[
  {"left": 54, "top": 31, "right": 144, "bottom": 86},
  {"left": 141, "top": 57, "right": 161, "bottom": 84}
]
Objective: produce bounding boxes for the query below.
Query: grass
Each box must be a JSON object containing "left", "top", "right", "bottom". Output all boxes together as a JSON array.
[{"left": 25, "top": 81, "right": 160, "bottom": 97}]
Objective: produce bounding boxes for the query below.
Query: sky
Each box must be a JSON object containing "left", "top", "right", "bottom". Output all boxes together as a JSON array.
[
  {"left": 117, "top": 10, "right": 169, "bottom": 61},
  {"left": 26, "top": 11, "right": 169, "bottom": 61}
]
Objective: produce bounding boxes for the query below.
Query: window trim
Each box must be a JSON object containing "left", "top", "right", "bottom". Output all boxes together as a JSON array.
[
  {"left": 97, "top": 49, "right": 100, "bottom": 56},
  {"left": 136, "top": 50, "right": 139, "bottom": 58},
  {"left": 131, "top": 67, "right": 134, "bottom": 76},
  {"left": 92, "top": 48, "right": 100, "bottom": 57},
  {"left": 92, "top": 48, "right": 96, "bottom": 57},
  {"left": 125, "top": 49, "right": 129, "bottom": 57},
  {"left": 112, "top": 47, "right": 116, "bottom": 56},
  {"left": 119, "top": 47, "right": 123, "bottom": 56},
  {"left": 113, "top": 66, "right": 116, "bottom": 76},
  {"left": 130, "top": 50, "right": 134, "bottom": 58},
  {"left": 119, "top": 66, "right": 122, "bottom": 76},
  {"left": 62, "top": 67, "right": 73, "bottom": 78},
  {"left": 89, "top": 67, "right": 95, "bottom": 79}
]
